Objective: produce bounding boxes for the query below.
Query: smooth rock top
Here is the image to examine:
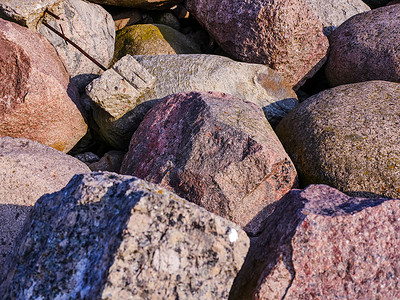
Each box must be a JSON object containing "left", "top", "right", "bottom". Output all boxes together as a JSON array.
[
  {"left": 120, "top": 91, "right": 297, "bottom": 235},
  {"left": 185, "top": 0, "right": 329, "bottom": 88},
  {"left": 302, "top": 0, "right": 370, "bottom": 36},
  {"left": 276, "top": 81, "right": 400, "bottom": 198},
  {"left": 1, "top": 172, "right": 249, "bottom": 299},
  {"left": 230, "top": 184, "right": 400, "bottom": 299},
  {"left": 91, "top": 54, "right": 297, "bottom": 150},
  {"left": 0, "top": 137, "right": 90, "bottom": 279},
  {"left": 0, "top": 18, "right": 87, "bottom": 153},
  {"left": 325, "top": 5, "right": 400, "bottom": 86},
  {"left": 0, "top": 0, "right": 60, "bottom": 29}
]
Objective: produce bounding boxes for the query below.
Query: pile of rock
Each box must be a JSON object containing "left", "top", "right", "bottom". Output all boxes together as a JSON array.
[{"left": 0, "top": 0, "right": 399, "bottom": 298}]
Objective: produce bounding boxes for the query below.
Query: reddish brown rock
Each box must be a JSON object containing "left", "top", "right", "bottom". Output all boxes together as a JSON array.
[
  {"left": 120, "top": 91, "right": 297, "bottom": 235},
  {"left": 185, "top": 0, "right": 329, "bottom": 89},
  {"left": 0, "top": 19, "right": 86, "bottom": 153},
  {"left": 230, "top": 184, "right": 400, "bottom": 299},
  {"left": 325, "top": 5, "right": 400, "bottom": 86}
]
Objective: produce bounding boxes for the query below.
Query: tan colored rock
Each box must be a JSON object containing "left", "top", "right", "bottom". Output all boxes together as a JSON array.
[
  {"left": 276, "top": 81, "right": 400, "bottom": 198},
  {"left": 0, "top": 137, "right": 90, "bottom": 279},
  {"left": 185, "top": 0, "right": 329, "bottom": 89},
  {"left": 113, "top": 24, "right": 200, "bottom": 62},
  {"left": 325, "top": 5, "right": 400, "bottom": 86},
  {"left": 120, "top": 91, "right": 298, "bottom": 235},
  {"left": 0, "top": 18, "right": 87, "bottom": 153}
]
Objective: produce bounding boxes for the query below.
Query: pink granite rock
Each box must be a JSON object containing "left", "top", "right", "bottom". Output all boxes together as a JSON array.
[
  {"left": 0, "top": 19, "right": 87, "bottom": 153},
  {"left": 184, "top": 0, "right": 329, "bottom": 89},
  {"left": 120, "top": 91, "right": 297, "bottom": 235},
  {"left": 230, "top": 184, "right": 400, "bottom": 299},
  {"left": 325, "top": 5, "right": 400, "bottom": 86}
]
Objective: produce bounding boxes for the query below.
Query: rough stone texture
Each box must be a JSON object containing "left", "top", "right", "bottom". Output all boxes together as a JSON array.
[
  {"left": 184, "top": 0, "right": 329, "bottom": 89},
  {"left": 0, "top": 172, "right": 249, "bottom": 299},
  {"left": 88, "top": 0, "right": 182, "bottom": 9},
  {"left": 120, "top": 91, "right": 298, "bottom": 235},
  {"left": 230, "top": 184, "right": 400, "bottom": 299},
  {"left": 0, "top": 0, "right": 60, "bottom": 29},
  {"left": 111, "top": 7, "right": 142, "bottom": 31},
  {"left": 0, "top": 137, "right": 90, "bottom": 280},
  {"left": 0, "top": 18, "right": 87, "bottom": 153},
  {"left": 325, "top": 5, "right": 400, "bottom": 87},
  {"left": 92, "top": 54, "right": 298, "bottom": 149},
  {"left": 38, "top": 0, "right": 115, "bottom": 81},
  {"left": 74, "top": 151, "right": 100, "bottom": 166},
  {"left": 86, "top": 55, "right": 156, "bottom": 119},
  {"left": 275, "top": 81, "right": 400, "bottom": 199},
  {"left": 113, "top": 24, "right": 200, "bottom": 62},
  {"left": 89, "top": 150, "right": 126, "bottom": 172},
  {"left": 302, "top": 0, "right": 370, "bottom": 36}
]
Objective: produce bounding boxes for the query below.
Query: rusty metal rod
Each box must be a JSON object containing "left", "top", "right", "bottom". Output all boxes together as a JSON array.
[
  {"left": 44, "top": 8, "right": 60, "bottom": 20},
  {"left": 42, "top": 21, "right": 107, "bottom": 71}
]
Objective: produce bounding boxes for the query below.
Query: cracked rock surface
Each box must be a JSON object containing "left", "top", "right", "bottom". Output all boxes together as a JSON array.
[
  {"left": 0, "top": 172, "right": 249, "bottom": 299},
  {"left": 120, "top": 91, "right": 298, "bottom": 235},
  {"left": 230, "top": 184, "right": 400, "bottom": 299}
]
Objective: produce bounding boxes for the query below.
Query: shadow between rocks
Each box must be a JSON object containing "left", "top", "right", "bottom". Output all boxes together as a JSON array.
[{"left": 229, "top": 186, "right": 394, "bottom": 300}]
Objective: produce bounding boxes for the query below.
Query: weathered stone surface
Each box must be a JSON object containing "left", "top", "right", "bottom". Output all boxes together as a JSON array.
[
  {"left": 74, "top": 151, "right": 100, "bottom": 166},
  {"left": 113, "top": 24, "right": 200, "bottom": 61},
  {"left": 92, "top": 54, "right": 297, "bottom": 149},
  {"left": 325, "top": 5, "right": 400, "bottom": 86},
  {"left": 230, "top": 184, "right": 400, "bottom": 299},
  {"left": 0, "top": 0, "right": 60, "bottom": 29},
  {"left": 1, "top": 172, "right": 249, "bottom": 299},
  {"left": 86, "top": 55, "right": 156, "bottom": 119},
  {"left": 38, "top": 0, "right": 115, "bottom": 81},
  {"left": 0, "top": 18, "right": 87, "bottom": 153},
  {"left": 302, "top": 0, "right": 370, "bottom": 36},
  {"left": 110, "top": 7, "right": 142, "bottom": 31},
  {"left": 120, "top": 91, "right": 298, "bottom": 234},
  {"left": 185, "top": 0, "right": 329, "bottom": 88},
  {"left": 275, "top": 81, "right": 400, "bottom": 198},
  {"left": 88, "top": 0, "right": 182, "bottom": 9},
  {"left": 0, "top": 137, "right": 90, "bottom": 279},
  {"left": 89, "top": 150, "right": 126, "bottom": 172}
]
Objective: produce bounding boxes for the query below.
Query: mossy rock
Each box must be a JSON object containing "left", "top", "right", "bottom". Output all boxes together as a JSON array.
[
  {"left": 113, "top": 24, "right": 201, "bottom": 62},
  {"left": 275, "top": 80, "right": 400, "bottom": 198}
]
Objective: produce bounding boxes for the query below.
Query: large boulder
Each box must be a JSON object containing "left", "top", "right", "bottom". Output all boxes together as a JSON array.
[
  {"left": 90, "top": 54, "right": 297, "bottom": 149},
  {"left": 275, "top": 81, "right": 400, "bottom": 198},
  {"left": 302, "top": 0, "right": 370, "bottom": 36},
  {"left": 88, "top": 0, "right": 181, "bottom": 9},
  {"left": 120, "top": 91, "right": 298, "bottom": 235},
  {"left": 1, "top": 172, "right": 249, "bottom": 299},
  {"left": 230, "top": 184, "right": 400, "bottom": 299},
  {"left": 0, "top": 18, "right": 87, "bottom": 153},
  {"left": 38, "top": 0, "right": 115, "bottom": 89},
  {"left": 325, "top": 5, "right": 400, "bottom": 86},
  {"left": 0, "top": 0, "right": 60, "bottom": 29},
  {"left": 113, "top": 24, "right": 200, "bottom": 61},
  {"left": 0, "top": 137, "right": 90, "bottom": 279},
  {"left": 184, "top": 0, "right": 329, "bottom": 89}
]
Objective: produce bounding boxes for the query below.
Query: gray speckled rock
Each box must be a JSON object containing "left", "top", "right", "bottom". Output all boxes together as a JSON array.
[
  {"left": 230, "top": 184, "right": 400, "bottom": 300},
  {"left": 302, "top": 0, "right": 370, "bottom": 36},
  {"left": 0, "top": 137, "right": 90, "bottom": 280},
  {"left": 1, "top": 172, "right": 249, "bottom": 299},
  {"left": 120, "top": 91, "right": 298, "bottom": 235},
  {"left": 325, "top": 5, "right": 400, "bottom": 86},
  {"left": 0, "top": 0, "right": 60, "bottom": 29},
  {"left": 275, "top": 81, "right": 400, "bottom": 198},
  {"left": 86, "top": 55, "right": 156, "bottom": 119},
  {"left": 92, "top": 54, "right": 298, "bottom": 149},
  {"left": 38, "top": 0, "right": 115, "bottom": 82}
]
